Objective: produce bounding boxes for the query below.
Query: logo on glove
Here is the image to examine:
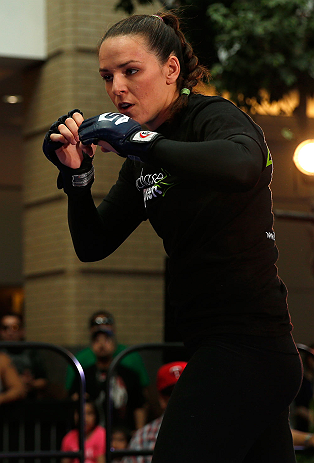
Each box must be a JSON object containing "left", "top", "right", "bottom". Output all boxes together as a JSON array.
[
  {"left": 139, "top": 132, "right": 151, "bottom": 139},
  {"left": 98, "top": 113, "right": 130, "bottom": 126},
  {"left": 132, "top": 131, "right": 159, "bottom": 143}
]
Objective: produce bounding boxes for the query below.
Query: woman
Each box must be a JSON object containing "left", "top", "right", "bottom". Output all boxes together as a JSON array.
[{"left": 43, "top": 12, "right": 302, "bottom": 462}]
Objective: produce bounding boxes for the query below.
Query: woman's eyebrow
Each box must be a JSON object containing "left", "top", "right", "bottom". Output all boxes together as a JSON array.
[{"left": 99, "top": 60, "right": 142, "bottom": 72}]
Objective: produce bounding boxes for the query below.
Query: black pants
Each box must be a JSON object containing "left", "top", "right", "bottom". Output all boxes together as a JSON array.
[{"left": 152, "top": 333, "right": 302, "bottom": 463}]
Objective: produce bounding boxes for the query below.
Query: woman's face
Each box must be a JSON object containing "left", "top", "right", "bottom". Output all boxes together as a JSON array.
[{"left": 99, "top": 34, "right": 180, "bottom": 130}]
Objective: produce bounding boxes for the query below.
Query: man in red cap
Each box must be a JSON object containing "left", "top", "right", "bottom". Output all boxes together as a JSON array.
[{"left": 121, "top": 361, "right": 187, "bottom": 463}]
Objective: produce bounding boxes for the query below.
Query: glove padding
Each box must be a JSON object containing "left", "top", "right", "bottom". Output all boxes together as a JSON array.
[
  {"left": 78, "top": 112, "right": 163, "bottom": 162},
  {"left": 42, "top": 109, "right": 94, "bottom": 193}
]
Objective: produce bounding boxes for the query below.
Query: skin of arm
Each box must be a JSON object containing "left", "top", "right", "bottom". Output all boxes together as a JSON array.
[
  {"left": 0, "top": 353, "right": 26, "bottom": 404},
  {"left": 292, "top": 429, "right": 314, "bottom": 447}
]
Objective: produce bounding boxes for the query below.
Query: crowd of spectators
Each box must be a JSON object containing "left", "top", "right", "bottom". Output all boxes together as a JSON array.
[
  {"left": 1, "top": 310, "right": 314, "bottom": 462},
  {"left": 0, "top": 308, "right": 186, "bottom": 462}
]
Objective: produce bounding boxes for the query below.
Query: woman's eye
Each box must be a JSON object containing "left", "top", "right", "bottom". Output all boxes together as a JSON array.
[
  {"left": 125, "top": 68, "right": 138, "bottom": 76},
  {"left": 101, "top": 74, "right": 113, "bottom": 82}
]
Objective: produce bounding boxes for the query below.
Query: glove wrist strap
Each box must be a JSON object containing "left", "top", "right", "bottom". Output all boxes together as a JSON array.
[{"left": 72, "top": 166, "right": 95, "bottom": 187}]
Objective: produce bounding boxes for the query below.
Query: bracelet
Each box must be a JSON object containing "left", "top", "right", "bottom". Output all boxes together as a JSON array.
[{"left": 304, "top": 433, "right": 313, "bottom": 447}]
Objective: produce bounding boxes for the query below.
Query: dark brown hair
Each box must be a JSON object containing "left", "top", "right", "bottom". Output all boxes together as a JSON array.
[{"left": 99, "top": 12, "right": 210, "bottom": 117}]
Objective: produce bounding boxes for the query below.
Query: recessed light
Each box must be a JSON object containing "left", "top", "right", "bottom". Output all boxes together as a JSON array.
[{"left": 3, "top": 95, "right": 23, "bottom": 104}]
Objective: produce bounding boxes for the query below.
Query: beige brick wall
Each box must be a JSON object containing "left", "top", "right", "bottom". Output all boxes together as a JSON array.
[
  {"left": 25, "top": 271, "right": 164, "bottom": 346},
  {"left": 23, "top": 0, "right": 165, "bottom": 347}
]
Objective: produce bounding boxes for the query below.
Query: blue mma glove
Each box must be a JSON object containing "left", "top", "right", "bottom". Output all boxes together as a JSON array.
[
  {"left": 43, "top": 109, "right": 94, "bottom": 193},
  {"left": 78, "top": 112, "right": 163, "bottom": 162}
]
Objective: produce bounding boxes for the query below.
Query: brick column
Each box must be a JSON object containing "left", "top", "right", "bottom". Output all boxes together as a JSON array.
[{"left": 22, "top": 0, "right": 164, "bottom": 347}]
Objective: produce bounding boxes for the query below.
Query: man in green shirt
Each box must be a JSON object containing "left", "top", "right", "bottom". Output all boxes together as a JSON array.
[{"left": 66, "top": 310, "right": 150, "bottom": 392}]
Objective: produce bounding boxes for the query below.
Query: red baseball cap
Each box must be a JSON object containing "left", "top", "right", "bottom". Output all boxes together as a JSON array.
[{"left": 156, "top": 361, "right": 187, "bottom": 392}]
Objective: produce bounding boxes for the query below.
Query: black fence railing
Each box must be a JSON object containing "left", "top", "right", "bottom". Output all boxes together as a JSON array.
[
  {"left": 0, "top": 341, "right": 312, "bottom": 462},
  {"left": 105, "top": 342, "right": 314, "bottom": 462},
  {"left": 294, "top": 344, "right": 314, "bottom": 459},
  {"left": 0, "top": 341, "right": 85, "bottom": 463},
  {"left": 105, "top": 342, "right": 184, "bottom": 463}
]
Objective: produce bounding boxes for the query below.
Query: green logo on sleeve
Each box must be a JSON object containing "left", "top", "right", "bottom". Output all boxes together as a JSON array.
[{"left": 266, "top": 148, "right": 273, "bottom": 167}]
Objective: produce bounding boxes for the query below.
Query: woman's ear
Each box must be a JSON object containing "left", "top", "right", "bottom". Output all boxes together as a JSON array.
[{"left": 165, "top": 55, "right": 181, "bottom": 85}]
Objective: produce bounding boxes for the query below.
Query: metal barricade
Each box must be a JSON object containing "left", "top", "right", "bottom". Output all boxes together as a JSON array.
[
  {"left": 297, "top": 343, "right": 314, "bottom": 357},
  {"left": 294, "top": 344, "right": 314, "bottom": 458},
  {"left": 0, "top": 341, "right": 85, "bottom": 463},
  {"left": 105, "top": 342, "right": 184, "bottom": 463},
  {"left": 105, "top": 342, "right": 314, "bottom": 462}
]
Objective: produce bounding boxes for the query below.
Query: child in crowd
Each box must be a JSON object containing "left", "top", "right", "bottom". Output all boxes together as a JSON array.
[
  {"left": 111, "top": 426, "right": 132, "bottom": 462},
  {"left": 61, "top": 398, "right": 106, "bottom": 463}
]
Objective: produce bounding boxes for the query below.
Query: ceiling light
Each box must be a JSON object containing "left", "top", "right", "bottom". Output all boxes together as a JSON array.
[{"left": 3, "top": 95, "right": 23, "bottom": 104}]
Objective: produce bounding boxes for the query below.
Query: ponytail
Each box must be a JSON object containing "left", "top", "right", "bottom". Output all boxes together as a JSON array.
[{"left": 159, "top": 12, "right": 210, "bottom": 116}]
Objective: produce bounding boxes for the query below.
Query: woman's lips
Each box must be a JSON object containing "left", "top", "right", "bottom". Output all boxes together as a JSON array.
[{"left": 118, "top": 102, "right": 134, "bottom": 111}]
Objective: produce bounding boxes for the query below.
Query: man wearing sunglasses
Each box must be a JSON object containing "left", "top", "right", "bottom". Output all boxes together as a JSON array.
[{"left": 65, "top": 310, "right": 150, "bottom": 427}]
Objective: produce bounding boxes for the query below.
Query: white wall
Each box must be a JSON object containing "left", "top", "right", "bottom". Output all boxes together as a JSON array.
[{"left": 0, "top": 0, "right": 46, "bottom": 60}]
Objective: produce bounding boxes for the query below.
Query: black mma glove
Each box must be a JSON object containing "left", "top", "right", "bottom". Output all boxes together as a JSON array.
[
  {"left": 78, "top": 112, "right": 164, "bottom": 162},
  {"left": 43, "top": 109, "right": 95, "bottom": 194}
]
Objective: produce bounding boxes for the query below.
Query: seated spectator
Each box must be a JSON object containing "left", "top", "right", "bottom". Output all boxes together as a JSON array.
[
  {"left": 66, "top": 310, "right": 150, "bottom": 396},
  {"left": 69, "top": 327, "right": 146, "bottom": 431},
  {"left": 111, "top": 425, "right": 132, "bottom": 463},
  {"left": 61, "top": 398, "right": 106, "bottom": 463},
  {"left": 122, "top": 361, "right": 187, "bottom": 463},
  {"left": 0, "top": 312, "right": 48, "bottom": 399},
  {"left": 0, "top": 351, "right": 25, "bottom": 405}
]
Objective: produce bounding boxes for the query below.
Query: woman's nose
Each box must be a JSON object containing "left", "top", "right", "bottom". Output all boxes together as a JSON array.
[{"left": 112, "top": 75, "right": 127, "bottom": 95}]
